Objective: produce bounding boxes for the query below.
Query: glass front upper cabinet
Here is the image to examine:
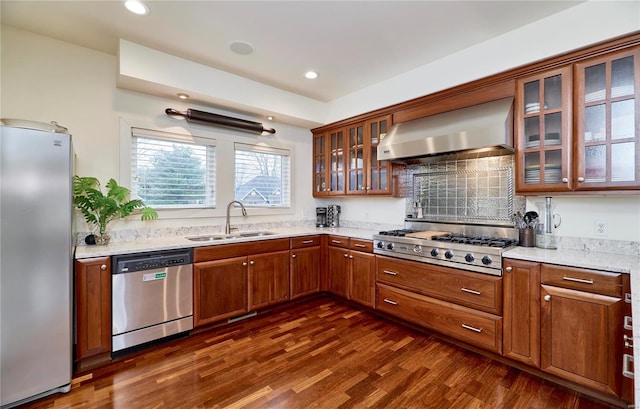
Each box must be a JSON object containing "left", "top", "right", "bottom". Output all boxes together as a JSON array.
[
  {"left": 313, "top": 127, "right": 346, "bottom": 196},
  {"left": 516, "top": 66, "right": 572, "bottom": 192},
  {"left": 575, "top": 47, "right": 639, "bottom": 189}
]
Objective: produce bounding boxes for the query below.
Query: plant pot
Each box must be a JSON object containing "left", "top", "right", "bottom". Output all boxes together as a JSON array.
[{"left": 94, "top": 233, "right": 111, "bottom": 246}]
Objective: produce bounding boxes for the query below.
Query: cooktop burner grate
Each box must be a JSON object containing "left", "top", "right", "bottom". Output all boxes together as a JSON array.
[
  {"left": 432, "top": 233, "right": 517, "bottom": 248},
  {"left": 377, "top": 229, "right": 417, "bottom": 237}
]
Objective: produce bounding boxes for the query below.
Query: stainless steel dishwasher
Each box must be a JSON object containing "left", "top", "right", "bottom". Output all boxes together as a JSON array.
[{"left": 112, "top": 249, "right": 193, "bottom": 352}]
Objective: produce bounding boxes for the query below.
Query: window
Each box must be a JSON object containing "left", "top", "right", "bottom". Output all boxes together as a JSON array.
[
  {"left": 234, "top": 143, "right": 290, "bottom": 207},
  {"left": 130, "top": 128, "right": 216, "bottom": 208}
]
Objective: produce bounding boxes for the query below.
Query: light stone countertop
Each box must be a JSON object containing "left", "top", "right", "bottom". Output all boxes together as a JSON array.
[{"left": 74, "top": 226, "right": 378, "bottom": 259}]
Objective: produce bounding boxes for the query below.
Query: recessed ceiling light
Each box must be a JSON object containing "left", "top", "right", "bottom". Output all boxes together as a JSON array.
[
  {"left": 305, "top": 71, "right": 319, "bottom": 80},
  {"left": 230, "top": 41, "right": 254, "bottom": 55},
  {"left": 267, "top": 116, "right": 274, "bottom": 121},
  {"left": 177, "top": 93, "right": 189, "bottom": 100},
  {"left": 124, "top": 0, "right": 149, "bottom": 16}
]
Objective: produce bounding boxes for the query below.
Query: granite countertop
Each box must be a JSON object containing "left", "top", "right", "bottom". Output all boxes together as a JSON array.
[
  {"left": 504, "top": 246, "right": 640, "bottom": 275},
  {"left": 75, "top": 226, "right": 378, "bottom": 259}
]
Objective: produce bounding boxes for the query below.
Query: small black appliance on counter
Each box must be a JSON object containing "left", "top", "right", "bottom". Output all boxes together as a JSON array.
[
  {"left": 327, "top": 204, "right": 340, "bottom": 227},
  {"left": 316, "top": 207, "right": 327, "bottom": 227}
]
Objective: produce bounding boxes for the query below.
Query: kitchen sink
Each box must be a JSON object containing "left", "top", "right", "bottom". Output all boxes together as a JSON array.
[{"left": 185, "top": 231, "right": 276, "bottom": 242}]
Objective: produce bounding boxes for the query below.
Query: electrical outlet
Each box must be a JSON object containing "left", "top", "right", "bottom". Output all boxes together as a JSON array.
[{"left": 594, "top": 221, "right": 608, "bottom": 237}]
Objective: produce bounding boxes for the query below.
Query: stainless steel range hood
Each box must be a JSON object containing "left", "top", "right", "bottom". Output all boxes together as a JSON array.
[{"left": 378, "top": 97, "right": 514, "bottom": 163}]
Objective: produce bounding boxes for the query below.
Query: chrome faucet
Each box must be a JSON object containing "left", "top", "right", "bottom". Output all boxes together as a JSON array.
[{"left": 225, "top": 200, "right": 247, "bottom": 235}]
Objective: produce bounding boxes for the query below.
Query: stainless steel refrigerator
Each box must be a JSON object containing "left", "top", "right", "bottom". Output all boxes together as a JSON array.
[{"left": 0, "top": 120, "right": 73, "bottom": 408}]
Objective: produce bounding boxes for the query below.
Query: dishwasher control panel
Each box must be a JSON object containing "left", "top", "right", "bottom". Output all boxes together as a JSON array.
[{"left": 113, "top": 249, "right": 192, "bottom": 274}]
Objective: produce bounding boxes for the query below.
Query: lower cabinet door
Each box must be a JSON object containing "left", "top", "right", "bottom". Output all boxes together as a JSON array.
[
  {"left": 540, "top": 284, "right": 623, "bottom": 396},
  {"left": 377, "top": 283, "right": 503, "bottom": 354},
  {"left": 328, "top": 246, "right": 349, "bottom": 298},
  {"left": 248, "top": 250, "right": 290, "bottom": 310},
  {"left": 194, "top": 257, "right": 248, "bottom": 326},
  {"left": 290, "top": 246, "right": 320, "bottom": 299},
  {"left": 349, "top": 251, "right": 375, "bottom": 307}
]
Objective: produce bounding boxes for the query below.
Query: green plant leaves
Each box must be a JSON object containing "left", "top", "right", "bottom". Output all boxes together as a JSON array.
[{"left": 73, "top": 176, "right": 158, "bottom": 235}]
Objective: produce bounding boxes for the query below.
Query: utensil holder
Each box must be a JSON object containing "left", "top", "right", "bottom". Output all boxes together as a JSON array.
[{"left": 519, "top": 228, "right": 535, "bottom": 247}]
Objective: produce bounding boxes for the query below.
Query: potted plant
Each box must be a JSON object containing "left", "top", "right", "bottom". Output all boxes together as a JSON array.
[{"left": 73, "top": 176, "right": 158, "bottom": 245}]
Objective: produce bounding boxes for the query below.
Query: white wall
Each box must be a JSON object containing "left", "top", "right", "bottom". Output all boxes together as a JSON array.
[{"left": 0, "top": 26, "right": 316, "bottom": 233}]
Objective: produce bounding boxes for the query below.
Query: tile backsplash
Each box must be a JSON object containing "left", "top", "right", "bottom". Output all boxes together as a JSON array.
[{"left": 406, "top": 155, "right": 523, "bottom": 225}]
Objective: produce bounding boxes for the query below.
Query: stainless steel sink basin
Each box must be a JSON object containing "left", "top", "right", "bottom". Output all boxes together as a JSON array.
[{"left": 185, "top": 231, "right": 276, "bottom": 242}]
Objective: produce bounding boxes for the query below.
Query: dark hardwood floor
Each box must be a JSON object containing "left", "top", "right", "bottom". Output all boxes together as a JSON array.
[{"left": 23, "top": 296, "right": 617, "bottom": 409}]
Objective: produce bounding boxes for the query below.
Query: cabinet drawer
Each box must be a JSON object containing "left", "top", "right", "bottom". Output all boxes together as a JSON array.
[
  {"left": 290, "top": 235, "right": 321, "bottom": 249},
  {"left": 541, "top": 264, "right": 622, "bottom": 297},
  {"left": 377, "top": 284, "right": 502, "bottom": 354},
  {"left": 328, "top": 235, "right": 349, "bottom": 248},
  {"left": 194, "top": 238, "right": 289, "bottom": 262},
  {"left": 376, "top": 255, "right": 502, "bottom": 315},
  {"left": 349, "top": 238, "right": 373, "bottom": 252}
]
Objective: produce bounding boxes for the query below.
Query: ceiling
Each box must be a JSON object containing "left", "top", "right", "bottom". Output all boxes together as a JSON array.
[{"left": 1, "top": 1, "right": 584, "bottom": 103}]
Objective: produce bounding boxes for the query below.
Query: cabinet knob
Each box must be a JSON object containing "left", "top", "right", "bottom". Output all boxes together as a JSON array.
[
  {"left": 250, "top": 261, "right": 255, "bottom": 265},
  {"left": 344, "top": 254, "right": 349, "bottom": 258},
  {"left": 100, "top": 264, "right": 107, "bottom": 271},
  {"left": 577, "top": 176, "right": 585, "bottom": 182},
  {"left": 562, "top": 177, "right": 568, "bottom": 183},
  {"left": 242, "top": 262, "right": 248, "bottom": 266},
  {"left": 349, "top": 255, "right": 353, "bottom": 259},
  {"left": 505, "top": 266, "right": 512, "bottom": 272},
  {"left": 292, "top": 254, "right": 297, "bottom": 259},
  {"left": 544, "top": 295, "right": 551, "bottom": 302}
]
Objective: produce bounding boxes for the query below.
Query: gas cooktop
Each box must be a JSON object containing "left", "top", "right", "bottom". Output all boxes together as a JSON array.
[{"left": 373, "top": 222, "right": 519, "bottom": 276}]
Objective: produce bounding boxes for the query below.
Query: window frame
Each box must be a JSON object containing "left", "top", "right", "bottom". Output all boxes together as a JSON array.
[
  {"left": 119, "top": 117, "right": 296, "bottom": 220},
  {"left": 234, "top": 142, "right": 291, "bottom": 209}
]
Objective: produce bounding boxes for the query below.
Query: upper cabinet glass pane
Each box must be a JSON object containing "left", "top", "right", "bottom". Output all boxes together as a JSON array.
[
  {"left": 315, "top": 135, "right": 324, "bottom": 153},
  {"left": 612, "top": 99, "right": 636, "bottom": 140},
  {"left": 612, "top": 56, "right": 635, "bottom": 98},
  {"left": 524, "top": 80, "right": 540, "bottom": 114},
  {"left": 369, "top": 122, "right": 378, "bottom": 145},
  {"left": 544, "top": 113, "right": 562, "bottom": 147},
  {"left": 544, "top": 75, "right": 562, "bottom": 110},
  {"left": 611, "top": 142, "right": 636, "bottom": 182},
  {"left": 584, "top": 104, "right": 606, "bottom": 142},
  {"left": 584, "top": 63, "right": 606, "bottom": 103},
  {"left": 524, "top": 116, "right": 540, "bottom": 148}
]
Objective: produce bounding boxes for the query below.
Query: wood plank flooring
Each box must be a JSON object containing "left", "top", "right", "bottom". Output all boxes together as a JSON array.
[{"left": 22, "top": 296, "right": 618, "bottom": 409}]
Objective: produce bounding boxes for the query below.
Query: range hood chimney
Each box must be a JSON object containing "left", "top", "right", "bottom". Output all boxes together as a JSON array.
[{"left": 378, "top": 97, "right": 514, "bottom": 163}]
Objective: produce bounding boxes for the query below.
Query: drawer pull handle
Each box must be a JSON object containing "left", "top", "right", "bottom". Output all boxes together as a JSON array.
[
  {"left": 623, "top": 354, "right": 634, "bottom": 379},
  {"left": 626, "top": 293, "right": 632, "bottom": 303},
  {"left": 302, "top": 240, "right": 314, "bottom": 244},
  {"left": 383, "top": 270, "right": 398, "bottom": 276},
  {"left": 462, "top": 324, "right": 482, "bottom": 333},
  {"left": 461, "top": 288, "right": 481, "bottom": 295},
  {"left": 383, "top": 299, "right": 398, "bottom": 306},
  {"left": 625, "top": 316, "right": 633, "bottom": 331},
  {"left": 332, "top": 240, "right": 343, "bottom": 244},
  {"left": 354, "top": 244, "right": 366, "bottom": 248},
  {"left": 562, "top": 276, "right": 593, "bottom": 285},
  {"left": 624, "top": 334, "right": 633, "bottom": 349}
]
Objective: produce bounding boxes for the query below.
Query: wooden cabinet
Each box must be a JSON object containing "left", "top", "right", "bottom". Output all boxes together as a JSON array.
[
  {"left": 193, "top": 238, "right": 289, "bottom": 326},
  {"left": 574, "top": 47, "right": 640, "bottom": 190},
  {"left": 327, "top": 236, "right": 375, "bottom": 307},
  {"left": 327, "top": 244, "right": 350, "bottom": 298},
  {"left": 503, "top": 258, "right": 631, "bottom": 400},
  {"left": 540, "top": 264, "right": 624, "bottom": 397},
  {"left": 376, "top": 255, "right": 502, "bottom": 315},
  {"left": 314, "top": 116, "right": 403, "bottom": 197},
  {"left": 516, "top": 66, "right": 573, "bottom": 192},
  {"left": 194, "top": 257, "right": 248, "bottom": 326},
  {"left": 503, "top": 259, "right": 541, "bottom": 367},
  {"left": 290, "top": 236, "right": 321, "bottom": 299},
  {"left": 348, "top": 239, "right": 375, "bottom": 308},
  {"left": 375, "top": 255, "right": 503, "bottom": 354},
  {"left": 313, "top": 127, "right": 346, "bottom": 196},
  {"left": 75, "top": 257, "right": 111, "bottom": 368},
  {"left": 377, "top": 284, "right": 503, "bottom": 354},
  {"left": 345, "top": 115, "right": 400, "bottom": 195},
  {"left": 516, "top": 46, "right": 640, "bottom": 193},
  {"left": 248, "top": 250, "right": 290, "bottom": 310}
]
